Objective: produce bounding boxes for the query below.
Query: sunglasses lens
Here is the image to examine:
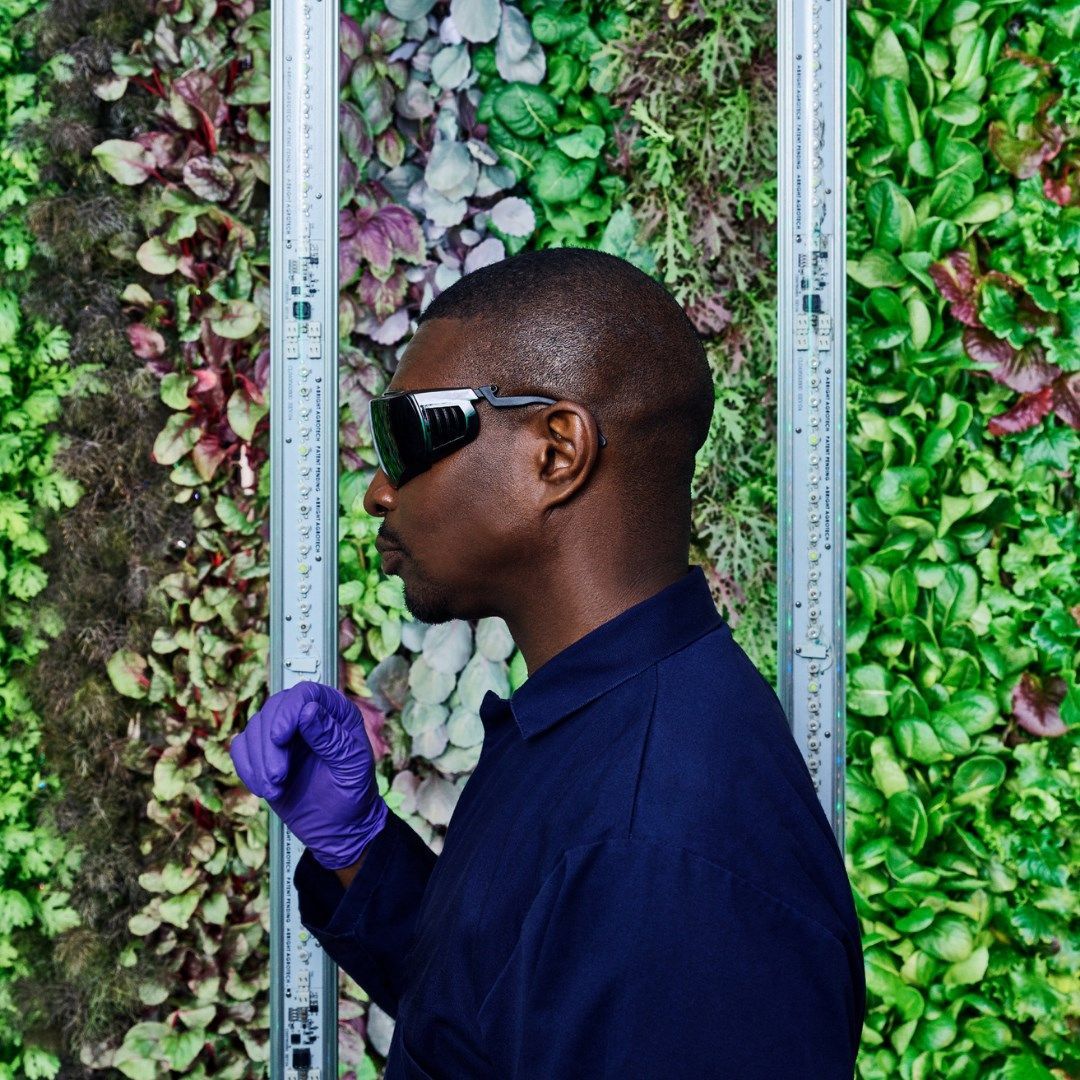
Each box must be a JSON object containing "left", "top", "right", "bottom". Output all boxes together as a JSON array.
[
  {"left": 369, "top": 397, "right": 402, "bottom": 485},
  {"left": 369, "top": 392, "right": 482, "bottom": 487},
  {"left": 370, "top": 393, "right": 434, "bottom": 486}
]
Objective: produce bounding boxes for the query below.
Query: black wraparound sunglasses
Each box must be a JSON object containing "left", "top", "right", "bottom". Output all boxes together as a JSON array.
[{"left": 367, "top": 383, "right": 608, "bottom": 488}]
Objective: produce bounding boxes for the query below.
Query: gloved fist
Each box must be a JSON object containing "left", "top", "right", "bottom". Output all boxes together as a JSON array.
[{"left": 229, "top": 680, "right": 389, "bottom": 871}]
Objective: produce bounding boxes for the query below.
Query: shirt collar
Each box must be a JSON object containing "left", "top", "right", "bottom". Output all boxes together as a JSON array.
[{"left": 479, "top": 564, "right": 727, "bottom": 741}]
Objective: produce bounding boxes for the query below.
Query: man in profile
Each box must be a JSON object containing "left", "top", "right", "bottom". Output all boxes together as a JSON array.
[{"left": 231, "top": 247, "right": 866, "bottom": 1078}]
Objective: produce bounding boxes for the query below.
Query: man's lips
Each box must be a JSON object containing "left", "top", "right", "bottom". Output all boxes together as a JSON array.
[
  {"left": 376, "top": 538, "right": 403, "bottom": 556},
  {"left": 379, "top": 546, "right": 405, "bottom": 570}
]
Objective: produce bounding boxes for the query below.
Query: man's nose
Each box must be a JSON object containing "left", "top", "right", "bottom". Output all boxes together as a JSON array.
[{"left": 362, "top": 467, "right": 398, "bottom": 516}]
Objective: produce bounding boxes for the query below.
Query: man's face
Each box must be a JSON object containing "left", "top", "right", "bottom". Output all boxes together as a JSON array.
[{"left": 362, "top": 318, "right": 529, "bottom": 625}]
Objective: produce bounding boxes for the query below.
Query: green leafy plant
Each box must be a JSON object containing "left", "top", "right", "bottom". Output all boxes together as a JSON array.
[
  {"left": 605, "top": 0, "right": 781, "bottom": 678},
  {"left": 0, "top": 0, "right": 108, "bottom": 1075},
  {"left": 476, "top": 0, "right": 632, "bottom": 249},
  {"left": 846, "top": 0, "right": 1079, "bottom": 1074}
]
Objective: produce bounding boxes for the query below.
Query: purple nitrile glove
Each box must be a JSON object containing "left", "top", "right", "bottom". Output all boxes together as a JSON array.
[{"left": 229, "top": 680, "right": 389, "bottom": 871}]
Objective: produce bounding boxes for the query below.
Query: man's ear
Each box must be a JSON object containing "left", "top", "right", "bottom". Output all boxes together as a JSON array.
[{"left": 536, "top": 403, "right": 600, "bottom": 504}]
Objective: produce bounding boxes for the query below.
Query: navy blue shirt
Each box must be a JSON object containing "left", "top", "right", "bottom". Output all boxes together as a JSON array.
[{"left": 295, "top": 564, "right": 865, "bottom": 1078}]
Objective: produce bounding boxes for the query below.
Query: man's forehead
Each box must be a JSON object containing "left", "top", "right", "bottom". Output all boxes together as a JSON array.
[{"left": 386, "top": 317, "right": 487, "bottom": 392}]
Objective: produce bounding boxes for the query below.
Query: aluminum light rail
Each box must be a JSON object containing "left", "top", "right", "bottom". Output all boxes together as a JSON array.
[
  {"left": 777, "top": 0, "right": 848, "bottom": 846},
  {"left": 269, "top": 0, "right": 339, "bottom": 1075}
]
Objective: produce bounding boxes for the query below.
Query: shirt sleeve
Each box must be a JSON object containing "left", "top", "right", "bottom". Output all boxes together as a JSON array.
[
  {"left": 292, "top": 806, "right": 437, "bottom": 1019},
  {"left": 475, "top": 837, "right": 865, "bottom": 1080}
]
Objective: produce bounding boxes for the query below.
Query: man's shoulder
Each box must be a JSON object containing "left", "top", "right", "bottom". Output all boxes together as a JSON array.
[
  {"left": 629, "top": 640, "right": 860, "bottom": 953},
  {"left": 654, "top": 623, "right": 793, "bottom": 743},
  {"left": 642, "top": 630, "right": 820, "bottom": 817},
  {"left": 646, "top": 627, "right": 825, "bottom": 814}
]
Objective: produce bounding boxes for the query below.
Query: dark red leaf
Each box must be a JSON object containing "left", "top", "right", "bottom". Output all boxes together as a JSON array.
[
  {"left": 192, "top": 368, "right": 221, "bottom": 397},
  {"left": 236, "top": 371, "right": 263, "bottom": 406},
  {"left": 354, "top": 215, "right": 396, "bottom": 277},
  {"left": 339, "top": 156, "right": 359, "bottom": 205},
  {"left": 986, "top": 384, "right": 1055, "bottom": 436},
  {"left": 172, "top": 70, "right": 228, "bottom": 146},
  {"left": 339, "top": 207, "right": 358, "bottom": 241},
  {"left": 340, "top": 100, "right": 373, "bottom": 166},
  {"left": 128, "top": 323, "right": 166, "bottom": 359},
  {"left": 376, "top": 127, "right": 406, "bottom": 170},
  {"left": 359, "top": 269, "right": 408, "bottom": 321},
  {"left": 1043, "top": 175, "right": 1075, "bottom": 206},
  {"left": 988, "top": 120, "right": 1054, "bottom": 179},
  {"left": 929, "top": 251, "right": 982, "bottom": 326},
  {"left": 963, "top": 327, "right": 1016, "bottom": 368},
  {"left": 968, "top": 336, "right": 1061, "bottom": 394},
  {"left": 339, "top": 13, "right": 365, "bottom": 61},
  {"left": 192, "top": 434, "right": 229, "bottom": 482},
  {"left": 1051, "top": 372, "right": 1080, "bottom": 430},
  {"left": 1012, "top": 672, "right": 1068, "bottom": 738},
  {"left": 253, "top": 347, "right": 270, "bottom": 394},
  {"left": 378, "top": 204, "right": 425, "bottom": 263},
  {"left": 1016, "top": 292, "right": 1060, "bottom": 333},
  {"left": 135, "top": 130, "right": 183, "bottom": 170},
  {"left": 685, "top": 292, "right": 733, "bottom": 335},
  {"left": 340, "top": 233, "right": 363, "bottom": 287}
]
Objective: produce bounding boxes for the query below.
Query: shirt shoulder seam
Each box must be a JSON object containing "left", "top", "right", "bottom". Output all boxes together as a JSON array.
[
  {"left": 625, "top": 663, "right": 659, "bottom": 840},
  {"left": 624, "top": 631, "right": 723, "bottom": 835}
]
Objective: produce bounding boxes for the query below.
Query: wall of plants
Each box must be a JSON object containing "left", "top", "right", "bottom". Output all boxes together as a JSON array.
[
  {"left": 844, "top": 0, "right": 1079, "bottom": 1076},
  {"left": 0, "top": 0, "right": 111, "bottom": 1074},
  {"left": 0, "top": 0, "right": 1074, "bottom": 1077}
]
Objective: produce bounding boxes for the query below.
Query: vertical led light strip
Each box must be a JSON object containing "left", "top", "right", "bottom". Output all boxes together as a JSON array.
[
  {"left": 269, "top": 0, "right": 339, "bottom": 1075},
  {"left": 777, "top": 0, "right": 848, "bottom": 846}
]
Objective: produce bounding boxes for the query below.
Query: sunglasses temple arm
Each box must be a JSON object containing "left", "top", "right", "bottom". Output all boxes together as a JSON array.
[{"left": 475, "top": 385, "right": 607, "bottom": 446}]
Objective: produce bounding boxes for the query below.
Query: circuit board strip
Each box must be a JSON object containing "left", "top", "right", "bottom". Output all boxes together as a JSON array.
[
  {"left": 269, "top": 0, "right": 340, "bottom": 1075},
  {"left": 777, "top": 0, "right": 849, "bottom": 845}
]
